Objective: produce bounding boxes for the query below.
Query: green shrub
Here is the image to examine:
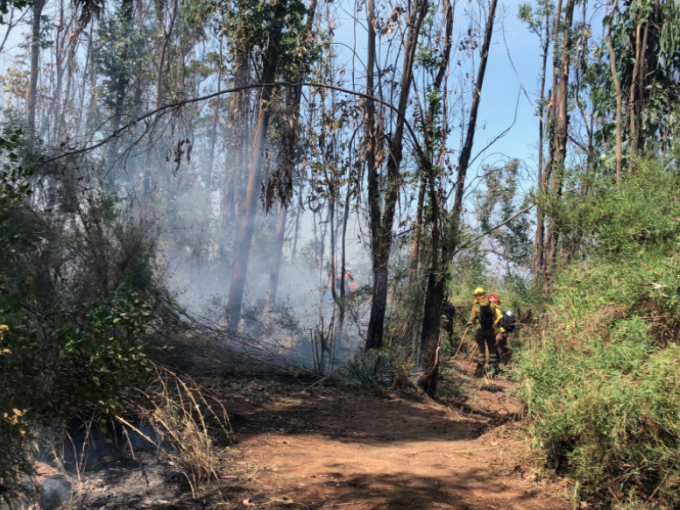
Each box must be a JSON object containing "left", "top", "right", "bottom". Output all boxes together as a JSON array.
[
  {"left": 518, "top": 160, "right": 680, "bottom": 509},
  {"left": 0, "top": 130, "right": 160, "bottom": 501}
]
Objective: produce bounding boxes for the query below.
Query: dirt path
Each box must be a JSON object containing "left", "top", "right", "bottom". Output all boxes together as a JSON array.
[
  {"left": 63, "top": 361, "right": 570, "bottom": 510},
  {"left": 209, "top": 362, "right": 571, "bottom": 510}
]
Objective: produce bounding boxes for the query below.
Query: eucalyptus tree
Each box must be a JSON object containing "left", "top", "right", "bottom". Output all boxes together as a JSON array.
[
  {"left": 418, "top": 0, "right": 498, "bottom": 394},
  {"left": 364, "top": 0, "right": 430, "bottom": 351},
  {"left": 224, "top": 0, "right": 319, "bottom": 330}
]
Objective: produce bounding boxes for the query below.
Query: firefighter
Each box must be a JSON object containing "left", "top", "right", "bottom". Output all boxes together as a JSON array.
[
  {"left": 468, "top": 287, "right": 503, "bottom": 377},
  {"left": 441, "top": 302, "right": 456, "bottom": 349},
  {"left": 488, "top": 294, "right": 514, "bottom": 365}
]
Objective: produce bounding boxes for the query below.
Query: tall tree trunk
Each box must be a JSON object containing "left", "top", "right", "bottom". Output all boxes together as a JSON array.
[
  {"left": 291, "top": 184, "right": 303, "bottom": 259},
  {"left": 226, "top": 80, "right": 276, "bottom": 329},
  {"left": 207, "top": 38, "right": 224, "bottom": 187},
  {"left": 418, "top": 0, "right": 495, "bottom": 395},
  {"left": 78, "top": 19, "right": 93, "bottom": 140},
  {"left": 452, "top": 0, "right": 498, "bottom": 214},
  {"left": 628, "top": 22, "right": 642, "bottom": 168},
  {"left": 363, "top": 0, "right": 378, "bottom": 347},
  {"left": 533, "top": 9, "right": 551, "bottom": 280},
  {"left": 409, "top": 171, "right": 427, "bottom": 287},
  {"left": 28, "top": 0, "right": 47, "bottom": 137},
  {"left": 365, "top": 0, "right": 428, "bottom": 350},
  {"left": 266, "top": 203, "right": 288, "bottom": 305},
  {"left": 265, "top": 0, "right": 317, "bottom": 306},
  {"left": 544, "top": 0, "right": 576, "bottom": 288},
  {"left": 408, "top": 0, "right": 453, "bottom": 356},
  {"left": 48, "top": 0, "right": 65, "bottom": 145},
  {"left": 142, "top": 0, "right": 179, "bottom": 201},
  {"left": 220, "top": 53, "right": 250, "bottom": 262},
  {"left": 606, "top": 2, "right": 623, "bottom": 186},
  {"left": 225, "top": 2, "right": 290, "bottom": 329}
]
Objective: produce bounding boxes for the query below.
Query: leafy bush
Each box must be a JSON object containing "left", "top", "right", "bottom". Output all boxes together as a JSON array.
[
  {"left": 0, "top": 131, "right": 160, "bottom": 500},
  {"left": 518, "top": 160, "right": 680, "bottom": 509}
]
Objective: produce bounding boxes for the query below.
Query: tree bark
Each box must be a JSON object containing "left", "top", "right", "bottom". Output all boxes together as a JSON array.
[
  {"left": 226, "top": 79, "right": 276, "bottom": 329},
  {"left": 208, "top": 38, "right": 224, "bottom": 187},
  {"left": 265, "top": 0, "right": 317, "bottom": 306},
  {"left": 409, "top": 171, "right": 427, "bottom": 287},
  {"left": 225, "top": 1, "right": 290, "bottom": 330},
  {"left": 452, "top": 0, "right": 498, "bottom": 214},
  {"left": 533, "top": 9, "right": 551, "bottom": 279},
  {"left": 363, "top": 0, "right": 378, "bottom": 348},
  {"left": 415, "top": 0, "right": 460, "bottom": 396},
  {"left": 106, "top": 0, "right": 135, "bottom": 162},
  {"left": 606, "top": 2, "right": 622, "bottom": 186},
  {"left": 28, "top": 0, "right": 47, "bottom": 137},
  {"left": 365, "top": 0, "right": 428, "bottom": 350},
  {"left": 628, "top": 22, "right": 642, "bottom": 168},
  {"left": 543, "top": 0, "right": 576, "bottom": 288},
  {"left": 266, "top": 204, "right": 288, "bottom": 305}
]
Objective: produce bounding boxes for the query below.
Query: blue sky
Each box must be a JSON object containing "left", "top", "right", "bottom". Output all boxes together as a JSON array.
[{"left": 329, "top": 0, "right": 548, "bottom": 199}]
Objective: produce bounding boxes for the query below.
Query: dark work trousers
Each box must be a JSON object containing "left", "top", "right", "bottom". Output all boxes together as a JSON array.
[
  {"left": 475, "top": 328, "right": 498, "bottom": 371},
  {"left": 496, "top": 331, "right": 512, "bottom": 365}
]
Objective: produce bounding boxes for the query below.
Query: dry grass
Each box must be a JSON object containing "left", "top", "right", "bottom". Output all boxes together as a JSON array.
[{"left": 121, "top": 362, "right": 232, "bottom": 497}]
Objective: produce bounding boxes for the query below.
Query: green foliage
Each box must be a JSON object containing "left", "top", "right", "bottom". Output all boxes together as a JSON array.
[
  {"left": 0, "top": 131, "right": 160, "bottom": 499},
  {"left": 518, "top": 159, "right": 680, "bottom": 509},
  {"left": 474, "top": 160, "right": 533, "bottom": 270},
  {"left": 96, "top": 0, "right": 150, "bottom": 117},
  {"left": 220, "top": 0, "right": 317, "bottom": 79}
]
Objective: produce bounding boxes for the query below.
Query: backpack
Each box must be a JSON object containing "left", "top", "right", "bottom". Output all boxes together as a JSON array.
[
  {"left": 479, "top": 302, "right": 494, "bottom": 329},
  {"left": 502, "top": 310, "right": 516, "bottom": 332},
  {"left": 444, "top": 302, "right": 456, "bottom": 321}
]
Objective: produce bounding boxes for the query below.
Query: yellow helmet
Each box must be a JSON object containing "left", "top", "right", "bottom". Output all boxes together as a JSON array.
[{"left": 473, "top": 287, "right": 485, "bottom": 296}]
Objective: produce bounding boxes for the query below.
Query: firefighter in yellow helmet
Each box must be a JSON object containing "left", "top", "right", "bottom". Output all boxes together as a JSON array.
[
  {"left": 488, "top": 294, "right": 512, "bottom": 366},
  {"left": 468, "top": 287, "right": 503, "bottom": 377}
]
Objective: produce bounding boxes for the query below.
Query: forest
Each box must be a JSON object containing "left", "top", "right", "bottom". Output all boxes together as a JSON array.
[{"left": 1, "top": 0, "right": 680, "bottom": 508}]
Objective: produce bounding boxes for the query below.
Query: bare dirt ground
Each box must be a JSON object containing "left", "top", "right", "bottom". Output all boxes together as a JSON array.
[
  {"left": 198, "top": 359, "right": 570, "bottom": 510},
  {"left": 67, "top": 359, "right": 571, "bottom": 510}
]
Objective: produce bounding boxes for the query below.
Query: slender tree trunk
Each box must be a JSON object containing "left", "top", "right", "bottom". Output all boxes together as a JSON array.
[
  {"left": 208, "top": 38, "right": 224, "bottom": 187},
  {"left": 544, "top": 0, "right": 576, "bottom": 287},
  {"left": 409, "top": 171, "right": 427, "bottom": 287},
  {"left": 606, "top": 4, "right": 623, "bottom": 186},
  {"left": 78, "top": 19, "right": 93, "bottom": 140},
  {"left": 226, "top": 81, "right": 276, "bottom": 329},
  {"left": 266, "top": 204, "right": 288, "bottom": 305},
  {"left": 220, "top": 53, "right": 250, "bottom": 261},
  {"left": 364, "top": 0, "right": 378, "bottom": 347},
  {"left": 142, "top": 0, "right": 179, "bottom": 201},
  {"left": 265, "top": 0, "right": 317, "bottom": 306},
  {"left": 226, "top": 2, "right": 290, "bottom": 329},
  {"left": 533, "top": 10, "right": 551, "bottom": 279},
  {"left": 418, "top": 0, "right": 494, "bottom": 395},
  {"left": 365, "top": 0, "right": 428, "bottom": 350},
  {"left": 452, "top": 0, "right": 499, "bottom": 214},
  {"left": 49, "top": 0, "right": 65, "bottom": 145},
  {"left": 106, "top": 0, "right": 134, "bottom": 171},
  {"left": 418, "top": 0, "right": 456, "bottom": 395},
  {"left": 291, "top": 185, "right": 303, "bottom": 259},
  {"left": 28, "top": 0, "right": 47, "bottom": 137},
  {"left": 628, "top": 22, "right": 642, "bottom": 168},
  {"left": 409, "top": 0, "right": 453, "bottom": 357}
]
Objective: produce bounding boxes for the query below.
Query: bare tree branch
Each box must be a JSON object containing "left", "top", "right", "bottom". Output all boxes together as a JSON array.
[{"left": 45, "top": 81, "right": 428, "bottom": 167}]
